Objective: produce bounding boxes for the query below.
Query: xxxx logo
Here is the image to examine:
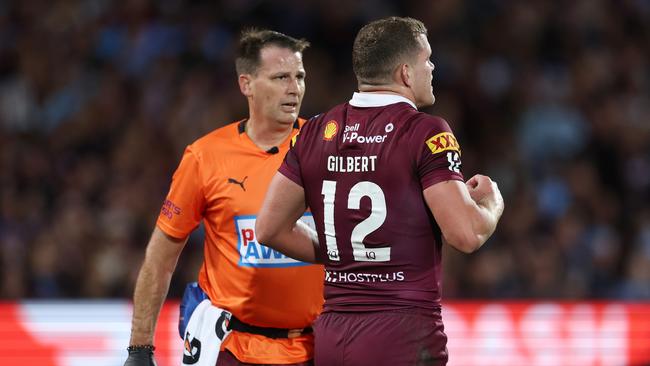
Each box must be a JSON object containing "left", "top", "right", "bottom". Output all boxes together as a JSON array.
[{"left": 425, "top": 132, "right": 461, "bottom": 155}]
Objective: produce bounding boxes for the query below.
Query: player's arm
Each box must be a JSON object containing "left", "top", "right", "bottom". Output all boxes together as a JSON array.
[
  {"left": 129, "top": 227, "right": 187, "bottom": 345},
  {"left": 256, "top": 172, "right": 319, "bottom": 263},
  {"left": 424, "top": 174, "right": 504, "bottom": 253}
]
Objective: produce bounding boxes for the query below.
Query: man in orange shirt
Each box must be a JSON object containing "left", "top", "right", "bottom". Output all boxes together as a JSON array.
[{"left": 124, "top": 29, "right": 323, "bottom": 366}]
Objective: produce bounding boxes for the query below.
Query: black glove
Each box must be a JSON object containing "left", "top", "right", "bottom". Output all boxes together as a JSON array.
[{"left": 124, "top": 346, "right": 157, "bottom": 366}]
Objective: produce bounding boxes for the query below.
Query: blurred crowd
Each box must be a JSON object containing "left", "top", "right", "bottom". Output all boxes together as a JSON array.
[{"left": 1, "top": 0, "right": 649, "bottom": 300}]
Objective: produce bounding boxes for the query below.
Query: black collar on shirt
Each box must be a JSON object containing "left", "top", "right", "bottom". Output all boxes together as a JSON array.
[{"left": 237, "top": 119, "right": 300, "bottom": 134}]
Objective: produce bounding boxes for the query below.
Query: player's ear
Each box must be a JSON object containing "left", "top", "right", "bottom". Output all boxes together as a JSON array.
[
  {"left": 398, "top": 63, "right": 413, "bottom": 88},
  {"left": 239, "top": 74, "right": 253, "bottom": 97}
]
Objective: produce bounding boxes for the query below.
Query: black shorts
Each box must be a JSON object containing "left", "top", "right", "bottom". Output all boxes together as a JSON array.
[{"left": 314, "top": 309, "right": 448, "bottom": 366}]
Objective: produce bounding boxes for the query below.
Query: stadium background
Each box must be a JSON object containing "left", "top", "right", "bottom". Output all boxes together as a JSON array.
[{"left": 0, "top": 0, "right": 649, "bottom": 365}]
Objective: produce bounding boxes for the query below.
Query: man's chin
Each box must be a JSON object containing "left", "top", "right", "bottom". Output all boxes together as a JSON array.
[{"left": 277, "top": 113, "right": 298, "bottom": 125}]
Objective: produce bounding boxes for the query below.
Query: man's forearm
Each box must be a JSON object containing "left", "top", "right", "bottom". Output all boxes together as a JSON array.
[
  {"left": 291, "top": 220, "right": 319, "bottom": 263},
  {"left": 472, "top": 203, "right": 502, "bottom": 247},
  {"left": 129, "top": 260, "right": 174, "bottom": 345},
  {"left": 256, "top": 173, "right": 316, "bottom": 262},
  {"left": 129, "top": 228, "right": 186, "bottom": 345},
  {"left": 472, "top": 188, "right": 505, "bottom": 247},
  {"left": 261, "top": 220, "right": 318, "bottom": 263}
]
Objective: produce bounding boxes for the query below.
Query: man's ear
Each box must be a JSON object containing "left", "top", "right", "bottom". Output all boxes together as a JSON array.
[
  {"left": 239, "top": 74, "right": 253, "bottom": 97},
  {"left": 398, "top": 63, "right": 413, "bottom": 88}
]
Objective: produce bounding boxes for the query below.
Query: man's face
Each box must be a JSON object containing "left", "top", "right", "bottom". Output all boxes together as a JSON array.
[
  {"left": 411, "top": 34, "right": 435, "bottom": 108},
  {"left": 246, "top": 46, "right": 306, "bottom": 125}
]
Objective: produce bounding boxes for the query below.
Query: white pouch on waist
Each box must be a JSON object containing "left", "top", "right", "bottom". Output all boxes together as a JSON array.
[{"left": 181, "top": 299, "right": 232, "bottom": 366}]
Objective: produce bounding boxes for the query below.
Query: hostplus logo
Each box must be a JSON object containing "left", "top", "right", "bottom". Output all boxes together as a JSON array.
[{"left": 325, "top": 270, "right": 405, "bottom": 283}]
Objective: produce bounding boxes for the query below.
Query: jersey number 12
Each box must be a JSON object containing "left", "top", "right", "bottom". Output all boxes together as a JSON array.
[{"left": 321, "top": 180, "right": 390, "bottom": 262}]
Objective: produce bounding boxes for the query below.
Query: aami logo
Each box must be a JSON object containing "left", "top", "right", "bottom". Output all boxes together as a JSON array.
[
  {"left": 323, "top": 120, "right": 338, "bottom": 141},
  {"left": 425, "top": 132, "right": 461, "bottom": 155},
  {"left": 235, "top": 214, "right": 315, "bottom": 267}
]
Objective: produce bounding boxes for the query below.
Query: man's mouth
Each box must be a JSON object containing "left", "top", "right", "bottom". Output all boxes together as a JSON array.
[{"left": 281, "top": 102, "right": 298, "bottom": 112}]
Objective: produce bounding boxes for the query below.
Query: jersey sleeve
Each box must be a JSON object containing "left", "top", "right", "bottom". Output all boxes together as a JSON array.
[
  {"left": 156, "top": 145, "right": 206, "bottom": 239},
  {"left": 416, "top": 117, "right": 465, "bottom": 189},
  {"left": 278, "top": 118, "right": 314, "bottom": 187},
  {"left": 278, "top": 145, "right": 303, "bottom": 186}
]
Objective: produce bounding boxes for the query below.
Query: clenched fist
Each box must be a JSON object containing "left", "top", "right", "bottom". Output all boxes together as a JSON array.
[{"left": 466, "top": 174, "right": 504, "bottom": 216}]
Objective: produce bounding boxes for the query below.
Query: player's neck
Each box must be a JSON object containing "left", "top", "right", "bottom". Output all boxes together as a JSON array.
[
  {"left": 245, "top": 116, "right": 293, "bottom": 151},
  {"left": 358, "top": 84, "right": 416, "bottom": 104}
]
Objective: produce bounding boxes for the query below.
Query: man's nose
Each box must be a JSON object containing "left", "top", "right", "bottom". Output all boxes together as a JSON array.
[{"left": 287, "top": 77, "right": 300, "bottom": 94}]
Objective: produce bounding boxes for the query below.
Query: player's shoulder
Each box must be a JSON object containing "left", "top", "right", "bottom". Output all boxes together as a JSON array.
[
  {"left": 397, "top": 112, "right": 458, "bottom": 153},
  {"left": 403, "top": 111, "right": 451, "bottom": 131},
  {"left": 296, "top": 112, "right": 325, "bottom": 137},
  {"left": 300, "top": 103, "right": 348, "bottom": 133},
  {"left": 409, "top": 114, "right": 461, "bottom": 156},
  {"left": 395, "top": 111, "right": 452, "bottom": 141}
]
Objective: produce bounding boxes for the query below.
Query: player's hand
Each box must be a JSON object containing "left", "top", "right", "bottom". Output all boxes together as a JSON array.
[
  {"left": 124, "top": 347, "right": 157, "bottom": 366},
  {"left": 466, "top": 174, "right": 503, "bottom": 213},
  {"left": 466, "top": 174, "right": 492, "bottom": 202}
]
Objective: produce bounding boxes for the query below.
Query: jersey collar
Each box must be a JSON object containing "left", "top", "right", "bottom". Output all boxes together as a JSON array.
[
  {"left": 237, "top": 119, "right": 301, "bottom": 134},
  {"left": 349, "top": 92, "right": 417, "bottom": 110}
]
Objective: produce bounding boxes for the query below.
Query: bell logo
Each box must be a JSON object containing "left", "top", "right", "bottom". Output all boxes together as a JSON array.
[
  {"left": 426, "top": 132, "right": 461, "bottom": 155},
  {"left": 323, "top": 120, "right": 338, "bottom": 141}
]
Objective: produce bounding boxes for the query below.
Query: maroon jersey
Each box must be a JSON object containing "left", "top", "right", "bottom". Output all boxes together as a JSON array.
[{"left": 279, "top": 93, "right": 463, "bottom": 312}]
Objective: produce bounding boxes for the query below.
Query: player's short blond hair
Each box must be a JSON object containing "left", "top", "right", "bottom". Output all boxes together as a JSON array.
[{"left": 353, "top": 17, "right": 428, "bottom": 85}]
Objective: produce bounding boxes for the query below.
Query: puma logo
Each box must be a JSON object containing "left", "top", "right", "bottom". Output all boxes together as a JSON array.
[{"left": 227, "top": 176, "right": 248, "bottom": 191}]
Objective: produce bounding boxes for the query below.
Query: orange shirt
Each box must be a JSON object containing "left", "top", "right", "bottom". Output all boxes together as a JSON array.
[{"left": 157, "top": 119, "right": 324, "bottom": 364}]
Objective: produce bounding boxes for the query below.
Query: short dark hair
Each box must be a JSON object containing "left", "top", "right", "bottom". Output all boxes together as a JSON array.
[
  {"left": 352, "top": 17, "right": 428, "bottom": 85},
  {"left": 235, "top": 29, "right": 310, "bottom": 75}
]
